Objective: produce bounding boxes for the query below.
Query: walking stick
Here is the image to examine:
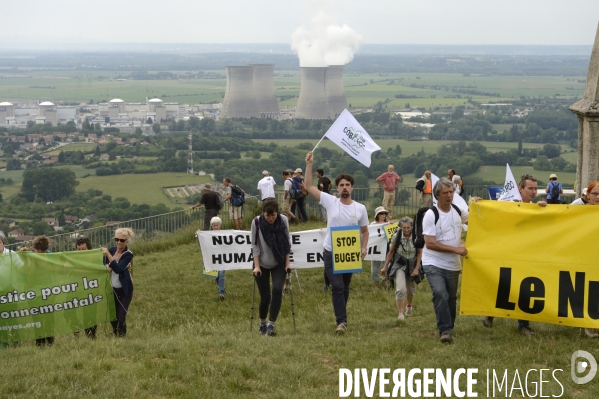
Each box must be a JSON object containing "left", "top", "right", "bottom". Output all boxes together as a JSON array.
[
  {"left": 287, "top": 271, "right": 297, "bottom": 334},
  {"left": 249, "top": 276, "right": 256, "bottom": 333}
]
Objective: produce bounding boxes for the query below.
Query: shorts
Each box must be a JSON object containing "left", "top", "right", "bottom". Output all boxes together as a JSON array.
[
  {"left": 229, "top": 205, "right": 243, "bottom": 220},
  {"left": 283, "top": 198, "right": 292, "bottom": 213}
]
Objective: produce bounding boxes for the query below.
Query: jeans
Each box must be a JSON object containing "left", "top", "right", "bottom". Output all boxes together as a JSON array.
[
  {"left": 319, "top": 204, "right": 327, "bottom": 222},
  {"left": 424, "top": 265, "right": 460, "bottom": 336},
  {"left": 216, "top": 270, "right": 225, "bottom": 295},
  {"left": 112, "top": 288, "right": 133, "bottom": 337},
  {"left": 291, "top": 197, "right": 308, "bottom": 222},
  {"left": 324, "top": 250, "right": 353, "bottom": 325},
  {"left": 254, "top": 264, "right": 286, "bottom": 322},
  {"left": 371, "top": 261, "right": 383, "bottom": 282}
]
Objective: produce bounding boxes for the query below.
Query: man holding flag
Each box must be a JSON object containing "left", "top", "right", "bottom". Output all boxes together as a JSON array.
[{"left": 304, "top": 151, "right": 369, "bottom": 335}]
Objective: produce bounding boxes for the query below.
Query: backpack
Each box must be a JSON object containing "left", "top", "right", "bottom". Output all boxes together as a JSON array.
[
  {"left": 412, "top": 204, "right": 462, "bottom": 249},
  {"left": 549, "top": 182, "right": 560, "bottom": 200},
  {"left": 289, "top": 177, "right": 304, "bottom": 199},
  {"left": 231, "top": 185, "right": 245, "bottom": 207}
]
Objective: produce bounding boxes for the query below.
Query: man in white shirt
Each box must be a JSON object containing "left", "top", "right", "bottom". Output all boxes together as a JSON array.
[
  {"left": 304, "top": 151, "right": 369, "bottom": 335},
  {"left": 257, "top": 171, "right": 276, "bottom": 201},
  {"left": 422, "top": 177, "right": 468, "bottom": 344}
]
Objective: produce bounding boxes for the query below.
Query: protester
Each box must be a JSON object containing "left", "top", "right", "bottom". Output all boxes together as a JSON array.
[
  {"left": 317, "top": 168, "right": 332, "bottom": 222},
  {"left": 574, "top": 181, "right": 599, "bottom": 338},
  {"left": 257, "top": 171, "right": 276, "bottom": 201},
  {"left": 376, "top": 165, "right": 401, "bottom": 219},
  {"left": 370, "top": 206, "right": 388, "bottom": 288},
  {"left": 416, "top": 170, "right": 433, "bottom": 208},
  {"left": 251, "top": 199, "right": 292, "bottom": 336},
  {"left": 101, "top": 227, "right": 135, "bottom": 337},
  {"left": 448, "top": 169, "right": 463, "bottom": 196},
  {"left": 422, "top": 178, "right": 468, "bottom": 343},
  {"left": 75, "top": 236, "right": 98, "bottom": 338},
  {"left": 572, "top": 188, "right": 588, "bottom": 205},
  {"left": 304, "top": 151, "right": 369, "bottom": 334},
  {"left": 20, "top": 236, "right": 54, "bottom": 346},
  {"left": 190, "top": 184, "right": 221, "bottom": 230},
  {"left": 0, "top": 232, "right": 23, "bottom": 348},
  {"left": 481, "top": 174, "right": 546, "bottom": 336},
  {"left": 546, "top": 173, "right": 563, "bottom": 204},
  {"left": 282, "top": 170, "right": 297, "bottom": 223},
  {"left": 291, "top": 168, "right": 308, "bottom": 223},
  {"left": 223, "top": 177, "right": 245, "bottom": 230},
  {"left": 210, "top": 217, "right": 226, "bottom": 301},
  {"left": 381, "top": 217, "right": 421, "bottom": 320}
]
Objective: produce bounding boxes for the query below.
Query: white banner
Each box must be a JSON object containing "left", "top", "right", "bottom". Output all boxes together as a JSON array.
[
  {"left": 498, "top": 163, "right": 522, "bottom": 202},
  {"left": 197, "top": 224, "right": 389, "bottom": 271},
  {"left": 323, "top": 109, "right": 381, "bottom": 167}
]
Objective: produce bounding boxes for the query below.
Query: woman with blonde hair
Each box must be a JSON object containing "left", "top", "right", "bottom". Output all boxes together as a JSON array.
[{"left": 101, "top": 227, "right": 135, "bottom": 337}]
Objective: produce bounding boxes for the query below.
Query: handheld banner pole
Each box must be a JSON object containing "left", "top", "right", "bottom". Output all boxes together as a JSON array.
[
  {"left": 249, "top": 276, "right": 256, "bottom": 333},
  {"left": 287, "top": 272, "right": 297, "bottom": 334},
  {"left": 311, "top": 133, "right": 327, "bottom": 153}
]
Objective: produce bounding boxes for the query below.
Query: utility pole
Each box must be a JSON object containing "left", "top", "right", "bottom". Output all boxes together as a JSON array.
[{"left": 187, "top": 133, "right": 193, "bottom": 174}]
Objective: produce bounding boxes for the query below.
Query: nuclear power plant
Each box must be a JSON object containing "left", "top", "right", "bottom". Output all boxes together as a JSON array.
[
  {"left": 294, "top": 66, "right": 348, "bottom": 120},
  {"left": 221, "top": 64, "right": 280, "bottom": 119}
]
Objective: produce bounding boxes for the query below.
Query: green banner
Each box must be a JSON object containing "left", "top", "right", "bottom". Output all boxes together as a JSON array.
[{"left": 0, "top": 249, "right": 115, "bottom": 342}]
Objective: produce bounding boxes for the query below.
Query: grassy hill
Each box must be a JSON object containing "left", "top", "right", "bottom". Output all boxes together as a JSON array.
[{"left": 1, "top": 221, "right": 595, "bottom": 397}]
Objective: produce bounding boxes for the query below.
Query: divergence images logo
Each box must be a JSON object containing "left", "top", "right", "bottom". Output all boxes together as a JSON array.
[
  {"left": 343, "top": 127, "right": 366, "bottom": 150},
  {"left": 571, "top": 350, "right": 597, "bottom": 385}
]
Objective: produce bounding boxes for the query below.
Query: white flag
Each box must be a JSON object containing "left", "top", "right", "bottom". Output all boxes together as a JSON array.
[
  {"left": 323, "top": 109, "right": 381, "bottom": 167},
  {"left": 431, "top": 173, "right": 469, "bottom": 211},
  {"left": 498, "top": 163, "right": 522, "bottom": 202}
]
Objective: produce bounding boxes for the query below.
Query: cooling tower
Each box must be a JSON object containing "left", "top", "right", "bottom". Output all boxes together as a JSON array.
[
  {"left": 221, "top": 66, "right": 259, "bottom": 119},
  {"left": 325, "top": 65, "right": 348, "bottom": 119},
  {"left": 249, "top": 64, "right": 279, "bottom": 118},
  {"left": 294, "top": 67, "right": 330, "bottom": 119}
]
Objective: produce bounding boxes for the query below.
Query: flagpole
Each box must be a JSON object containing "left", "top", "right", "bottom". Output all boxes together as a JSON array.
[{"left": 311, "top": 133, "right": 327, "bottom": 153}]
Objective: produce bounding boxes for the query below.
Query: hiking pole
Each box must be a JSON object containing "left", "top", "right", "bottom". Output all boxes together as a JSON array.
[
  {"left": 249, "top": 276, "right": 256, "bottom": 333},
  {"left": 287, "top": 271, "right": 296, "bottom": 334},
  {"left": 294, "top": 269, "right": 301, "bottom": 291}
]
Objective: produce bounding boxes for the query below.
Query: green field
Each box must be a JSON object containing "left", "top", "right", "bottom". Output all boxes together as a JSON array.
[
  {"left": 1, "top": 229, "right": 595, "bottom": 397},
  {"left": 0, "top": 70, "right": 585, "bottom": 109},
  {"left": 76, "top": 172, "right": 211, "bottom": 206},
  {"left": 471, "top": 165, "right": 576, "bottom": 186}
]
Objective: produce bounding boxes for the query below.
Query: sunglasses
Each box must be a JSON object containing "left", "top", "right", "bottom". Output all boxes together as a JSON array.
[{"left": 114, "top": 238, "right": 128, "bottom": 243}]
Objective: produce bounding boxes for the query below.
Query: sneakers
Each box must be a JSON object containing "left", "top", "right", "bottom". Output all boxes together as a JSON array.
[
  {"left": 584, "top": 328, "right": 599, "bottom": 338},
  {"left": 335, "top": 323, "right": 347, "bottom": 335},
  {"left": 323, "top": 285, "right": 329, "bottom": 292},
  {"left": 259, "top": 324, "right": 267, "bottom": 335},
  {"left": 397, "top": 313, "right": 405, "bottom": 321},
  {"left": 405, "top": 306, "right": 413, "bottom": 317},
  {"left": 218, "top": 293, "right": 225, "bottom": 301},
  {"left": 482, "top": 316, "right": 494, "bottom": 328},
  {"left": 519, "top": 326, "right": 535, "bottom": 336},
  {"left": 440, "top": 333, "right": 453, "bottom": 343},
  {"left": 266, "top": 324, "right": 277, "bottom": 337}
]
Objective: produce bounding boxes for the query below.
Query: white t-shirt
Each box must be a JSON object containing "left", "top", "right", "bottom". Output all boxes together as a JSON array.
[
  {"left": 452, "top": 175, "right": 462, "bottom": 195},
  {"left": 571, "top": 198, "right": 585, "bottom": 205},
  {"left": 257, "top": 176, "right": 276, "bottom": 199},
  {"left": 421, "top": 205, "right": 469, "bottom": 271},
  {"left": 284, "top": 178, "right": 293, "bottom": 197},
  {"left": 319, "top": 192, "right": 369, "bottom": 251}
]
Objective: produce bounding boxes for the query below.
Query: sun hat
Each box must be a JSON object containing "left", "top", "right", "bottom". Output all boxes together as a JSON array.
[{"left": 374, "top": 206, "right": 388, "bottom": 219}]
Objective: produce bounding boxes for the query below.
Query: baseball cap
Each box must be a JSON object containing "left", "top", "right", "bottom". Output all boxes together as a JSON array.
[
  {"left": 262, "top": 170, "right": 269, "bottom": 176},
  {"left": 295, "top": 168, "right": 302, "bottom": 173}
]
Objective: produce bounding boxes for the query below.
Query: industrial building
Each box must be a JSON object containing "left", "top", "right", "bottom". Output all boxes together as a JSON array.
[
  {"left": 0, "top": 102, "right": 15, "bottom": 125},
  {"left": 325, "top": 65, "right": 348, "bottom": 119},
  {"left": 221, "top": 64, "right": 279, "bottom": 119},
  {"left": 295, "top": 66, "right": 348, "bottom": 120}
]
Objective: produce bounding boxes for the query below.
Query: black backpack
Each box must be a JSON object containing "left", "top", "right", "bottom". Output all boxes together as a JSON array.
[
  {"left": 231, "top": 185, "right": 245, "bottom": 207},
  {"left": 549, "top": 182, "right": 560, "bottom": 200},
  {"left": 413, "top": 204, "right": 462, "bottom": 249}
]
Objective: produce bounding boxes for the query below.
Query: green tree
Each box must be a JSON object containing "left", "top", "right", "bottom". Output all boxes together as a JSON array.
[
  {"left": 20, "top": 168, "right": 79, "bottom": 202},
  {"left": 152, "top": 123, "right": 161, "bottom": 134}
]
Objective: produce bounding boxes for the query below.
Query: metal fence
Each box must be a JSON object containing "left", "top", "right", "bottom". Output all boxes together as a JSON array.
[{"left": 7, "top": 185, "right": 571, "bottom": 252}]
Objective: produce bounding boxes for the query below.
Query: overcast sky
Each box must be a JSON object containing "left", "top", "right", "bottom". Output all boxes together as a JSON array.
[{"left": 2, "top": 0, "right": 598, "bottom": 46}]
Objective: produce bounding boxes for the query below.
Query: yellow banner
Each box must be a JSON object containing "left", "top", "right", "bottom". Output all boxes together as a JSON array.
[
  {"left": 384, "top": 222, "right": 398, "bottom": 242},
  {"left": 203, "top": 265, "right": 218, "bottom": 279},
  {"left": 330, "top": 226, "right": 363, "bottom": 274},
  {"left": 461, "top": 201, "right": 599, "bottom": 328}
]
